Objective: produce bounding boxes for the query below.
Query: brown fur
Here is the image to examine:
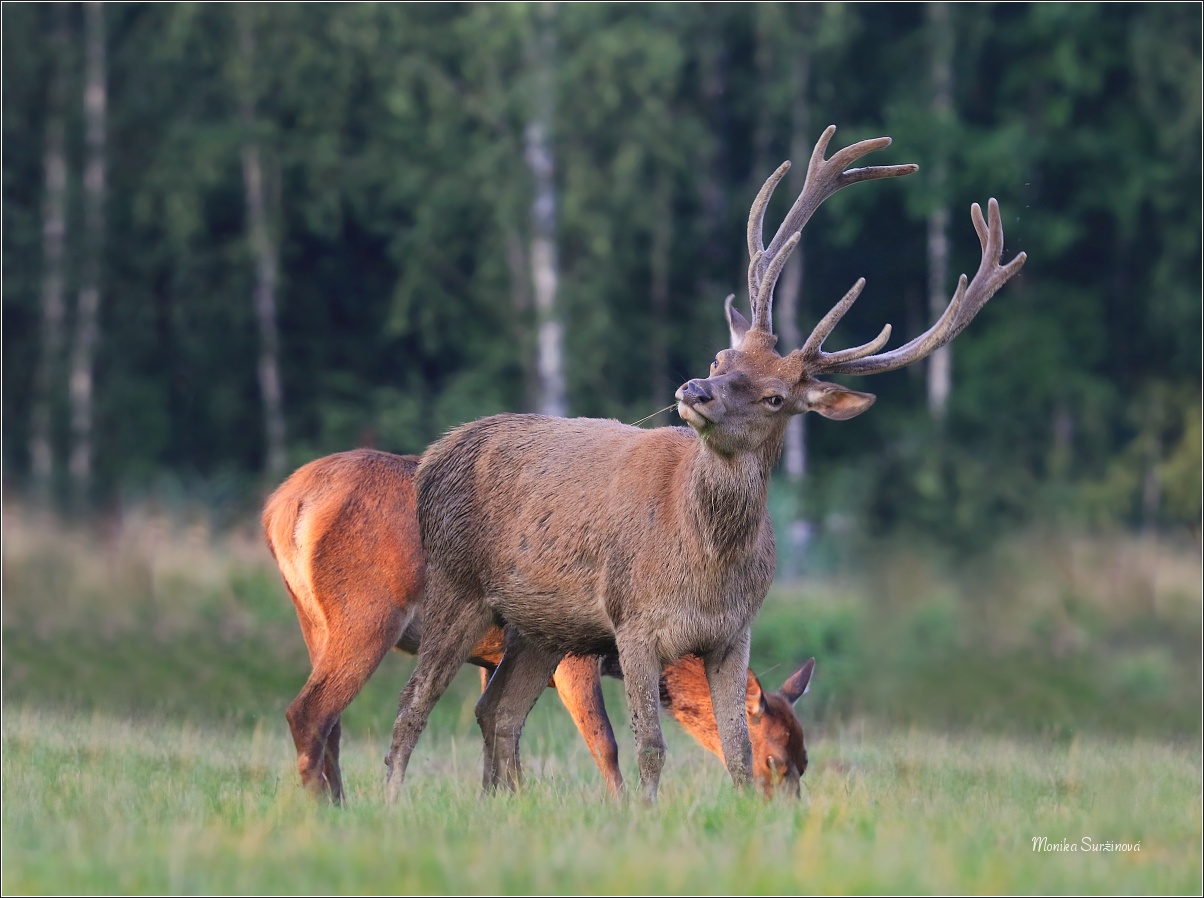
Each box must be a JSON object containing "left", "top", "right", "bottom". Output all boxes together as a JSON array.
[{"left": 263, "top": 448, "right": 813, "bottom": 802}]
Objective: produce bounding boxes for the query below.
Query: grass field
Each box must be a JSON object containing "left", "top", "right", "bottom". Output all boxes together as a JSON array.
[
  {"left": 3, "top": 503, "right": 1201, "bottom": 893},
  {"left": 3, "top": 708, "right": 1198, "bottom": 894}
]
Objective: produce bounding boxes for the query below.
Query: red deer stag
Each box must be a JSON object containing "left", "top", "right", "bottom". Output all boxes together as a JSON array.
[
  {"left": 262, "top": 449, "right": 815, "bottom": 802},
  {"left": 384, "top": 125, "right": 1026, "bottom": 801}
]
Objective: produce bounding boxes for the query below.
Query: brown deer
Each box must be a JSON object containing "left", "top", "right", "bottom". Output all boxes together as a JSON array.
[
  {"left": 262, "top": 448, "right": 815, "bottom": 802},
  {"left": 383, "top": 125, "right": 1025, "bottom": 802}
]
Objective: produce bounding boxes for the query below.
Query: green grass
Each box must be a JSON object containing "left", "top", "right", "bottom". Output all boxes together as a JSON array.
[
  {"left": 2, "top": 504, "right": 1201, "bottom": 893},
  {"left": 3, "top": 707, "right": 1199, "bottom": 894}
]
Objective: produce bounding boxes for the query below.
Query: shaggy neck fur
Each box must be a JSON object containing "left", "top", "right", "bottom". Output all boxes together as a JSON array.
[{"left": 684, "top": 427, "right": 784, "bottom": 562}]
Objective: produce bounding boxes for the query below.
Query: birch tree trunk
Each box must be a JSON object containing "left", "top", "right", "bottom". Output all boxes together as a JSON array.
[
  {"left": 69, "top": 1, "right": 106, "bottom": 507},
  {"left": 236, "top": 7, "right": 286, "bottom": 481},
  {"left": 525, "top": 2, "right": 566, "bottom": 418},
  {"left": 926, "top": 2, "right": 954, "bottom": 422},
  {"left": 778, "top": 34, "right": 813, "bottom": 489},
  {"left": 30, "top": 4, "right": 70, "bottom": 506},
  {"left": 774, "top": 9, "right": 815, "bottom": 579},
  {"left": 469, "top": 16, "right": 540, "bottom": 413}
]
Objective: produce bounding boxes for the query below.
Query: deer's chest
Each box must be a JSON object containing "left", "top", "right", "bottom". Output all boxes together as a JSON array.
[{"left": 628, "top": 549, "right": 774, "bottom": 662}]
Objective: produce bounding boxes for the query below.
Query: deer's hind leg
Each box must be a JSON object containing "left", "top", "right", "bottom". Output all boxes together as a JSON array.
[
  {"left": 287, "top": 586, "right": 408, "bottom": 803},
  {"left": 474, "top": 629, "right": 564, "bottom": 792},
  {"left": 286, "top": 586, "right": 338, "bottom": 799},
  {"left": 385, "top": 567, "right": 494, "bottom": 800}
]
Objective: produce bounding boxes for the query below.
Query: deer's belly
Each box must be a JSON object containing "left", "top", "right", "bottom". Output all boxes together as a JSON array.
[
  {"left": 482, "top": 546, "right": 769, "bottom": 661},
  {"left": 486, "top": 573, "right": 617, "bottom": 657}
]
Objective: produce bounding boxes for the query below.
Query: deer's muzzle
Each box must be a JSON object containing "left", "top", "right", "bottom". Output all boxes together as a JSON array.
[{"left": 675, "top": 379, "right": 713, "bottom": 405}]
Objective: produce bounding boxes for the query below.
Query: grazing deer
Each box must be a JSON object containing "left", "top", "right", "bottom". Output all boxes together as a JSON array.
[
  {"left": 385, "top": 125, "right": 1026, "bottom": 801},
  {"left": 262, "top": 448, "right": 815, "bottom": 802}
]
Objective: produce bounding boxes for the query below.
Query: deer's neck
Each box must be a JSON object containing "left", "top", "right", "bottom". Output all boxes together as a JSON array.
[{"left": 683, "top": 434, "right": 781, "bottom": 561}]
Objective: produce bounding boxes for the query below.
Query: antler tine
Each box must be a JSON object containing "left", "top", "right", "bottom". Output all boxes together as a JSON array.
[
  {"left": 797, "top": 278, "right": 894, "bottom": 366},
  {"left": 746, "top": 161, "right": 791, "bottom": 288},
  {"left": 798, "top": 277, "right": 865, "bottom": 358},
  {"left": 812, "top": 198, "right": 1027, "bottom": 378},
  {"left": 743, "top": 126, "right": 918, "bottom": 338},
  {"left": 760, "top": 127, "right": 919, "bottom": 272}
]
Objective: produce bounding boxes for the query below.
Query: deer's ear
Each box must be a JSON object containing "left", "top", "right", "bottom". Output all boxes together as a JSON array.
[
  {"left": 803, "top": 382, "right": 876, "bottom": 420},
  {"left": 745, "top": 670, "right": 767, "bottom": 720},
  {"left": 780, "top": 658, "right": 815, "bottom": 706},
  {"left": 726, "top": 295, "right": 751, "bottom": 349}
]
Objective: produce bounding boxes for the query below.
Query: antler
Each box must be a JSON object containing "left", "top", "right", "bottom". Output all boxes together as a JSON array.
[
  {"left": 744, "top": 125, "right": 918, "bottom": 334},
  {"left": 798, "top": 198, "right": 1027, "bottom": 376}
]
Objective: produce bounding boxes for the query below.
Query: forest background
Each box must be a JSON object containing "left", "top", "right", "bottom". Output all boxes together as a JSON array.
[
  {"left": 2, "top": 5, "right": 1201, "bottom": 891},
  {"left": 3, "top": 2, "right": 1199, "bottom": 545}
]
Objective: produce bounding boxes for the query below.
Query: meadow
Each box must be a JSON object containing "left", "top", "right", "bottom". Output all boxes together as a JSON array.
[{"left": 3, "top": 501, "right": 1201, "bottom": 894}]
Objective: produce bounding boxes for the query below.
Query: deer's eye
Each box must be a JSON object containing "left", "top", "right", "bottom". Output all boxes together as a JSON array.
[{"left": 762, "top": 395, "right": 785, "bottom": 409}]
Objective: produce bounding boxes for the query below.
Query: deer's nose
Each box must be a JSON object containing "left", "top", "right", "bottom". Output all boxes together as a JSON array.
[{"left": 675, "top": 379, "right": 713, "bottom": 404}]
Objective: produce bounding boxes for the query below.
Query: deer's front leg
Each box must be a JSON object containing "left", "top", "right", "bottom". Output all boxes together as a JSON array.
[
  {"left": 552, "top": 654, "right": 623, "bottom": 796},
  {"left": 704, "top": 630, "right": 754, "bottom": 789},
  {"left": 616, "top": 633, "right": 667, "bottom": 802}
]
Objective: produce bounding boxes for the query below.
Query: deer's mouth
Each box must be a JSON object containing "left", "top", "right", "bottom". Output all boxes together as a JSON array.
[{"left": 676, "top": 401, "right": 715, "bottom": 431}]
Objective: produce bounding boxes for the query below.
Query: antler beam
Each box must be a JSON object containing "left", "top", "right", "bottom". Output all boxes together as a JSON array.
[{"left": 745, "top": 126, "right": 918, "bottom": 334}]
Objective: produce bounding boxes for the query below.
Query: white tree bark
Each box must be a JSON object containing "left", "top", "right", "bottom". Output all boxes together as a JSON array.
[
  {"left": 237, "top": 7, "right": 286, "bottom": 480},
  {"left": 525, "top": 3, "right": 566, "bottom": 418},
  {"left": 778, "top": 39, "right": 812, "bottom": 486},
  {"left": 69, "top": 1, "right": 106, "bottom": 505},
  {"left": 926, "top": 2, "right": 954, "bottom": 422},
  {"left": 31, "top": 4, "right": 70, "bottom": 504},
  {"left": 776, "top": 12, "right": 816, "bottom": 578}
]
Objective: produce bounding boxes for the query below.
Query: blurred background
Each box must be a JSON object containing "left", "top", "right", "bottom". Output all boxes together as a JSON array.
[{"left": 2, "top": 3, "right": 1200, "bottom": 741}]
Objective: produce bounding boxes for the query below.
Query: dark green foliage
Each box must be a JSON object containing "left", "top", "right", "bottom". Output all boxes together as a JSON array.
[{"left": 2, "top": 3, "right": 1199, "bottom": 541}]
